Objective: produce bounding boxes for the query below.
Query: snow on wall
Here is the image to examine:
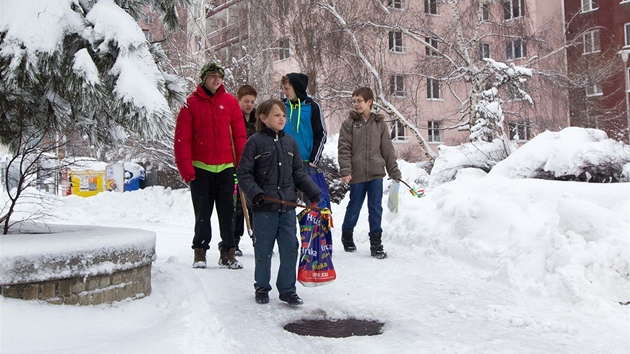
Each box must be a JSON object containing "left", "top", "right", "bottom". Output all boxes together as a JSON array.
[{"left": 0, "top": 224, "right": 155, "bottom": 284}]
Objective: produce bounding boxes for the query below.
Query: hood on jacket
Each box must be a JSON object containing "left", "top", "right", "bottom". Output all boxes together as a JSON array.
[
  {"left": 287, "top": 73, "right": 309, "bottom": 101},
  {"left": 349, "top": 110, "right": 385, "bottom": 122}
]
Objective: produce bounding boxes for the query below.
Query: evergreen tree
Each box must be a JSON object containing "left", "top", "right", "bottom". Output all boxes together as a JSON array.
[{"left": 0, "top": 0, "right": 187, "bottom": 149}]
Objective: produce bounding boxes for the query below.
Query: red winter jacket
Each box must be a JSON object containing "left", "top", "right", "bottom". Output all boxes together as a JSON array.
[{"left": 174, "top": 84, "right": 247, "bottom": 182}]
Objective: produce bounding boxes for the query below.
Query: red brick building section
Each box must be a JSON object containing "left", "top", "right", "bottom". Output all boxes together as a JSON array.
[{"left": 564, "top": 0, "right": 630, "bottom": 142}]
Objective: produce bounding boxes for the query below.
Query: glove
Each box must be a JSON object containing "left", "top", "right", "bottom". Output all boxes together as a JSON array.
[
  {"left": 309, "top": 194, "right": 321, "bottom": 204},
  {"left": 253, "top": 193, "right": 264, "bottom": 205}
]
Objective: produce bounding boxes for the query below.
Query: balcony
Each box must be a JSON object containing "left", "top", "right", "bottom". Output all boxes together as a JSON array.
[{"left": 207, "top": 20, "right": 248, "bottom": 51}]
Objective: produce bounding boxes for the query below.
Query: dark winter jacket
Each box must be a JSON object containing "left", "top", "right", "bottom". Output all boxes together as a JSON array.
[
  {"left": 338, "top": 111, "right": 402, "bottom": 184},
  {"left": 237, "top": 126, "right": 321, "bottom": 212},
  {"left": 174, "top": 84, "right": 247, "bottom": 182},
  {"left": 282, "top": 73, "right": 327, "bottom": 165},
  {"left": 243, "top": 108, "right": 257, "bottom": 138}
]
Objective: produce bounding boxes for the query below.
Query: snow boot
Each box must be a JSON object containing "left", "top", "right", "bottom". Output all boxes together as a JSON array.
[
  {"left": 369, "top": 232, "right": 387, "bottom": 259},
  {"left": 192, "top": 248, "right": 207, "bottom": 268},
  {"left": 219, "top": 247, "right": 243, "bottom": 269},
  {"left": 341, "top": 230, "right": 357, "bottom": 252}
]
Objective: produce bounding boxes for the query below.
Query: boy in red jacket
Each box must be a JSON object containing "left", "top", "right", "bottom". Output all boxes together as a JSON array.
[{"left": 174, "top": 62, "right": 247, "bottom": 269}]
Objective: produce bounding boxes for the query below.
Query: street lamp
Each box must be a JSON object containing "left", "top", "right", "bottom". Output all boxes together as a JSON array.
[{"left": 619, "top": 49, "right": 630, "bottom": 142}]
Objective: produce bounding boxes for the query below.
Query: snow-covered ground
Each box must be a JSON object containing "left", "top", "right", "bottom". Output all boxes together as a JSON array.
[{"left": 1, "top": 129, "right": 629, "bottom": 353}]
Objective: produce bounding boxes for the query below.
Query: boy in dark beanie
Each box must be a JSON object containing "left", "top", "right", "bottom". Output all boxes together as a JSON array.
[{"left": 174, "top": 62, "right": 247, "bottom": 269}]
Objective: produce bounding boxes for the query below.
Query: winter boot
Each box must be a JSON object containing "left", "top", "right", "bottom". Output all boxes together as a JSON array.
[
  {"left": 234, "top": 236, "right": 243, "bottom": 256},
  {"left": 192, "top": 248, "right": 207, "bottom": 268},
  {"left": 255, "top": 286, "right": 270, "bottom": 304},
  {"left": 219, "top": 247, "right": 243, "bottom": 269},
  {"left": 279, "top": 292, "right": 303, "bottom": 306},
  {"left": 369, "top": 232, "right": 387, "bottom": 259},
  {"left": 234, "top": 246, "right": 243, "bottom": 257},
  {"left": 341, "top": 230, "right": 357, "bottom": 252}
]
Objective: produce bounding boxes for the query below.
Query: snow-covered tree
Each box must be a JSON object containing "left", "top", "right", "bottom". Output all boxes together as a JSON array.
[
  {"left": 0, "top": 0, "right": 188, "bottom": 230},
  {"left": 0, "top": 0, "right": 187, "bottom": 149}
]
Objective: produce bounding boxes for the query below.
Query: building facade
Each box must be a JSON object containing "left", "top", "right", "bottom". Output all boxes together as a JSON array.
[
  {"left": 564, "top": 0, "right": 630, "bottom": 142},
  {"left": 198, "top": 0, "right": 571, "bottom": 161}
]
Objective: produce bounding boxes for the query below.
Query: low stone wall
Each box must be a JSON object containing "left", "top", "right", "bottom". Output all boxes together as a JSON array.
[{"left": 0, "top": 224, "right": 156, "bottom": 305}]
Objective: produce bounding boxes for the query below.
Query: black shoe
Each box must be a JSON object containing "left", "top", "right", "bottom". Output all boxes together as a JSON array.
[
  {"left": 279, "top": 292, "right": 303, "bottom": 306},
  {"left": 255, "top": 286, "right": 269, "bottom": 304},
  {"left": 234, "top": 247, "right": 243, "bottom": 257}
]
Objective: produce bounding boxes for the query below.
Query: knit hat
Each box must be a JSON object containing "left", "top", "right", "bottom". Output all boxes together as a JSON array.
[{"left": 199, "top": 62, "right": 225, "bottom": 83}]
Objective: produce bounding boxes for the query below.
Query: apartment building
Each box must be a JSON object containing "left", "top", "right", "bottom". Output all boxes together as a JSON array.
[
  {"left": 199, "top": 0, "right": 569, "bottom": 161},
  {"left": 564, "top": 0, "right": 630, "bottom": 142}
]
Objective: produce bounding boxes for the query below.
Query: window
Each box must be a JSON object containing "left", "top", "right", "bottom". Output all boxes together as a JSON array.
[
  {"left": 427, "top": 78, "right": 440, "bottom": 99},
  {"left": 392, "top": 121, "right": 409, "bottom": 141},
  {"left": 586, "top": 83, "right": 603, "bottom": 96},
  {"left": 506, "top": 39, "right": 526, "bottom": 60},
  {"left": 625, "top": 23, "right": 630, "bottom": 47},
  {"left": 503, "top": 0, "right": 523, "bottom": 20},
  {"left": 144, "top": 31, "right": 153, "bottom": 42},
  {"left": 425, "top": 37, "right": 439, "bottom": 57},
  {"left": 428, "top": 121, "right": 441, "bottom": 142},
  {"left": 480, "top": 3, "right": 490, "bottom": 22},
  {"left": 581, "top": 0, "right": 598, "bottom": 12},
  {"left": 390, "top": 75, "right": 405, "bottom": 96},
  {"left": 509, "top": 121, "right": 530, "bottom": 140},
  {"left": 583, "top": 30, "right": 600, "bottom": 54},
  {"left": 480, "top": 43, "right": 490, "bottom": 60},
  {"left": 279, "top": 0, "right": 290, "bottom": 18},
  {"left": 389, "top": 31, "right": 403, "bottom": 52},
  {"left": 278, "top": 38, "right": 291, "bottom": 60},
  {"left": 425, "top": 0, "right": 437, "bottom": 15},
  {"left": 388, "top": 0, "right": 403, "bottom": 9},
  {"left": 146, "top": 15, "right": 153, "bottom": 24}
]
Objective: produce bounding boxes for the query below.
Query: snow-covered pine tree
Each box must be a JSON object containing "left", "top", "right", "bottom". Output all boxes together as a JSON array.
[
  {"left": 470, "top": 58, "right": 533, "bottom": 153},
  {"left": 0, "top": 0, "right": 188, "bottom": 231},
  {"left": 0, "top": 0, "right": 187, "bottom": 149}
]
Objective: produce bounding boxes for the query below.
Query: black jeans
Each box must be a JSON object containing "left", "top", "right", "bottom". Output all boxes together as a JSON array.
[{"left": 189, "top": 167, "right": 236, "bottom": 251}]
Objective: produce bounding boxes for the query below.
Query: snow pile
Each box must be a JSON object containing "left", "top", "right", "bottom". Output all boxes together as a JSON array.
[
  {"left": 428, "top": 139, "right": 508, "bottom": 187},
  {"left": 489, "top": 127, "right": 630, "bottom": 182}
]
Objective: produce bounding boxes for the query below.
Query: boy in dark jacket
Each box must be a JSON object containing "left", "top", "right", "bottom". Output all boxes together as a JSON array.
[
  {"left": 338, "top": 87, "right": 402, "bottom": 259},
  {"left": 237, "top": 99, "right": 321, "bottom": 306},
  {"left": 233, "top": 84, "right": 258, "bottom": 256}
]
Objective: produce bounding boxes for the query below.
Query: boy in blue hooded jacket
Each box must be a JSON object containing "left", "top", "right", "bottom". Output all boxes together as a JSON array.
[{"left": 280, "top": 73, "right": 330, "bottom": 209}]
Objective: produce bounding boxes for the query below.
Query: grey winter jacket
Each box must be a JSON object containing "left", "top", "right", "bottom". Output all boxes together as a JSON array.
[
  {"left": 338, "top": 111, "right": 402, "bottom": 184},
  {"left": 237, "top": 126, "right": 321, "bottom": 212}
]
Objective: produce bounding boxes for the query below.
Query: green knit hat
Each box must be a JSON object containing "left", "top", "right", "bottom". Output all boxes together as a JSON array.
[{"left": 199, "top": 62, "right": 225, "bottom": 83}]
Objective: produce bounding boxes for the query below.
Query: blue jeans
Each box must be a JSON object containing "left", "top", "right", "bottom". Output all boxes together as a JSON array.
[
  {"left": 341, "top": 179, "right": 383, "bottom": 236},
  {"left": 252, "top": 210, "right": 298, "bottom": 294}
]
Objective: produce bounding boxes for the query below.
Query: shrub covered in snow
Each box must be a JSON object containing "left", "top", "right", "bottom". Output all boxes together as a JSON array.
[
  {"left": 429, "top": 127, "right": 630, "bottom": 186},
  {"left": 489, "top": 127, "right": 630, "bottom": 182}
]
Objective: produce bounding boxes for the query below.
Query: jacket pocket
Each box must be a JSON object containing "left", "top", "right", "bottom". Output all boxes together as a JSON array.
[{"left": 254, "top": 151, "right": 272, "bottom": 182}]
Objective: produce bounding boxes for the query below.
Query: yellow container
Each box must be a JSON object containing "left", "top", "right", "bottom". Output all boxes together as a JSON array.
[{"left": 69, "top": 170, "right": 105, "bottom": 197}]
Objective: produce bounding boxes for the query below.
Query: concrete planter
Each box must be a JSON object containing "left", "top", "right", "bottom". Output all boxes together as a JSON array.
[{"left": 0, "top": 224, "right": 156, "bottom": 305}]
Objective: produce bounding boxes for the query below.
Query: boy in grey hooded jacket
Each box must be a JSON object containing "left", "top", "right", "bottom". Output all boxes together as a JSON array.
[{"left": 337, "top": 87, "right": 402, "bottom": 259}]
